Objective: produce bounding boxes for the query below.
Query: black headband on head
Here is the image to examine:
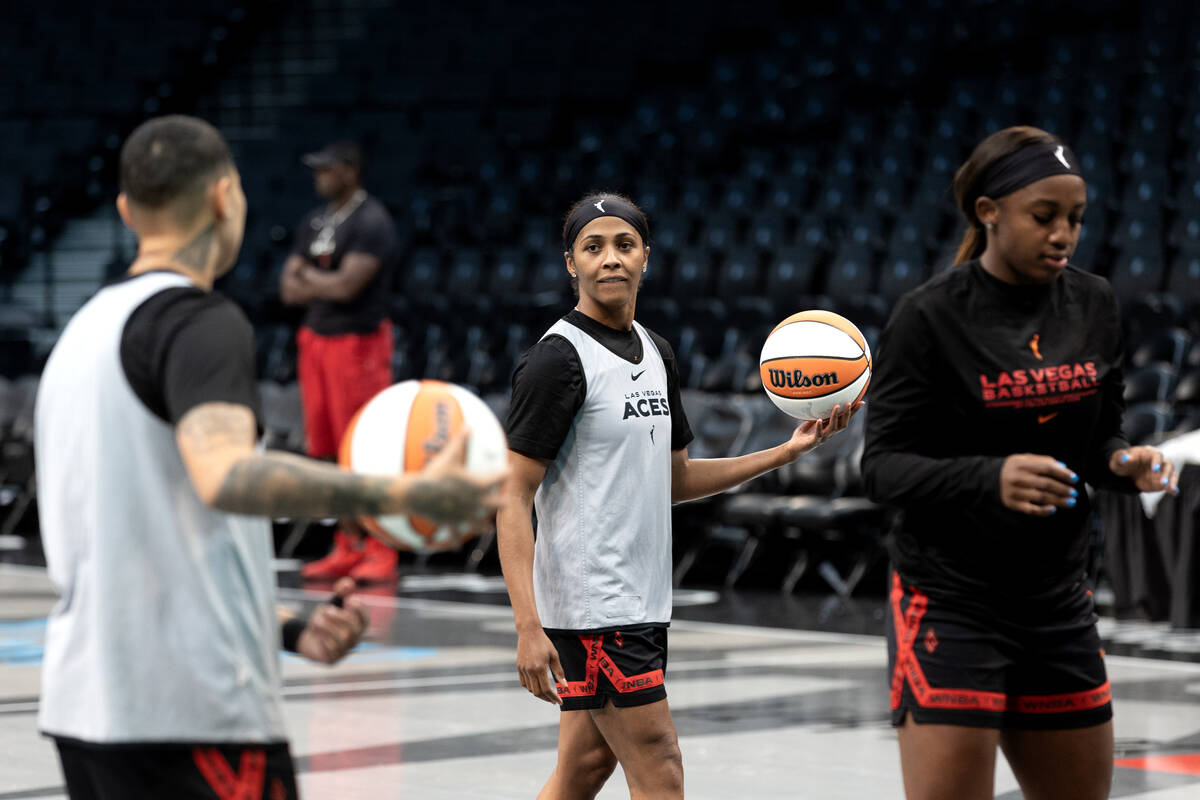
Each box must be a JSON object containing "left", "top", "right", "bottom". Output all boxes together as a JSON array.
[
  {"left": 973, "top": 141, "right": 1083, "bottom": 207},
  {"left": 563, "top": 196, "right": 649, "bottom": 253}
]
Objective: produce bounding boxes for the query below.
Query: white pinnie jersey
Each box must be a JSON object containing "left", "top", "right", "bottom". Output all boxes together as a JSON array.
[
  {"left": 533, "top": 318, "right": 674, "bottom": 630},
  {"left": 34, "top": 272, "right": 286, "bottom": 743}
]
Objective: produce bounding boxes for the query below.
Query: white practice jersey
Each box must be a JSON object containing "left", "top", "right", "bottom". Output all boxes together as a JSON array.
[
  {"left": 533, "top": 318, "right": 674, "bottom": 631},
  {"left": 34, "top": 271, "right": 285, "bottom": 744}
]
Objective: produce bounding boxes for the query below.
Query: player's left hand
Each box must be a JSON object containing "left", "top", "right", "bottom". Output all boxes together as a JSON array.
[
  {"left": 788, "top": 401, "right": 863, "bottom": 458},
  {"left": 297, "top": 577, "right": 370, "bottom": 664},
  {"left": 1109, "top": 446, "right": 1179, "bottom": 495}
]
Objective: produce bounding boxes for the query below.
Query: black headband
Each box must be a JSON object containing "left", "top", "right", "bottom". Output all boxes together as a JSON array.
[
  {"left": 563, "top": 196, "right": 649, "bottom": 253},
  {"left": 973, "top": 141, "right": 1083, "bottom": 206}
]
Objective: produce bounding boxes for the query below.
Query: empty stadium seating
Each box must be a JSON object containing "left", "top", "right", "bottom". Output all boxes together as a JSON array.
[{"left": 5, "top": 0, "right": 1200, "bottom": 590}]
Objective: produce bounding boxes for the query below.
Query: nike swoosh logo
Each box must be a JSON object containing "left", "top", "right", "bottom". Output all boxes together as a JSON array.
[
  {"left": 631, "top": 370, "right": 646, "bottom": 381},
  {"left": 1038, "top": 413, "right": 1059, "bottom": 424}
]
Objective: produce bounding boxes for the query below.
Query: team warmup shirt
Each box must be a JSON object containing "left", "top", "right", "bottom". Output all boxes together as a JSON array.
[
  {"left": 291, "top": 192, "right": 396, "bottom": 335},
  {"left": 507, "top": 310, "right": 693, "bottom": 632},
  {"left": 35, "top": 271, "right": 285, "bottom": 744},
  {"left": 862, "top": 261, "right": 1135, "bottom": 610}
]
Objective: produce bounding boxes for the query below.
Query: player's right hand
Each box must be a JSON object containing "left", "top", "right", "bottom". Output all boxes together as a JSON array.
[
  {"left": 402, "top": 430, "right": 508, "bottom": 529},
  {"left": 999, "top": 454, "right": 1078, "bottom": 516},
  {"left": 516, "top": 628, "right": 566, "bottom": 705}
]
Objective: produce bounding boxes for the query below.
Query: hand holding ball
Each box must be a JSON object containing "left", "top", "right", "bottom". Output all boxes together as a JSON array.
[
  {"left": 339, "top": 380, "right": 509, "bottom": 552},
  {"left": 759, "top": 311, "right": 872, "bottom": 421}
]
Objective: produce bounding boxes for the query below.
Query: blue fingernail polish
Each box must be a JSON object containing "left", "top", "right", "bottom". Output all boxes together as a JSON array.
[
  {"left": 1162, "top": 477, "right": 1168, "bottom": 486},
  {"left": 1070, "top": 489, "right": 1078, "bottom": 498},
  {"left": 1067, "top": 497, "right": 1076, "bottom": 507},
  {"left": 1070, "top": 473, "right": 1078, "bottom": 483},
  {"left": 1120, "top": 454, "right": 1130, "bottom": 463},
  {"left": 1048, "top": 507, "right": 1057, "bottom": 514},
  {"left": 1056, "top": 460, "right": 1067, "bottom": 469}
]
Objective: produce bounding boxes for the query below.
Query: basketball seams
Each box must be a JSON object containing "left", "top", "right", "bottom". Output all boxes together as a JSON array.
[
  {"left": 772, "top": 313, "right": 868, "bottom": 353},
  {"left": 761, "top": 321, "right": 865, "bottom": 361},
  {"left": 760, "top": 355, "right": 866, "bottom": 364},
  {"left": 774, "top": 321, "right": 866, "bottom": 353}
]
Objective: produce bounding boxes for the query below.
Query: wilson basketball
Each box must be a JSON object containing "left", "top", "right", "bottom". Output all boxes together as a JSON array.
[
  {"left": 339, "top": 379, "right": 508, "bottom": 552},
  {"left": 759, "top": 310, "right": 872, "bottom": 420}
]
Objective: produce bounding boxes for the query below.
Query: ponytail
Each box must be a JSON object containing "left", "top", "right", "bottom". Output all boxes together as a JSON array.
[{"left": 953, "top": 226, "right": 986, "bottom": 266}]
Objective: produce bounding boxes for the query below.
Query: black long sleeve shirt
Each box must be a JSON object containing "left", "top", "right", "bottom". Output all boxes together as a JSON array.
[{"left": 862, "top": 260, "right": 1135, "bottom": 610}]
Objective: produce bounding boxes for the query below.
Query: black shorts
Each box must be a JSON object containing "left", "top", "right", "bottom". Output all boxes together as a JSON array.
[
  {"left": 548, "top": 625, "right": 668, "bottom": 711},
  {"left": 54, "top": 737, "right": 298, "bottom": 800},
  {"left": 887, "top": 570, "right": 1112, "bottom": 730}
]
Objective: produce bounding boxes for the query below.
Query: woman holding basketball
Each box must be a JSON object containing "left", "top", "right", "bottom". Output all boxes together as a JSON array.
[
  {"left": 498, "top": 193, "right": 858, "bottom": 799},
  {"left": 862, "top": 126, "right": 1179, "bottom": 800}
]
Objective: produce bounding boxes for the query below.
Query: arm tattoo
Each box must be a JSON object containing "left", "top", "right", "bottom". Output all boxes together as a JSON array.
[
  {"left": 180, "top": 404, "right": 489, "bottom": 520},
  {"left": 404, "top": 475, "right": 490, "bottom": 523},
  {"left": 173, "top": 224, "right": 216, "bottom": 271},
  {"left": 178, "top": 402, "right": 253, "bottom": 457},
  {"left": 214, "top": 452, "right": 396, "bottom": 517}
]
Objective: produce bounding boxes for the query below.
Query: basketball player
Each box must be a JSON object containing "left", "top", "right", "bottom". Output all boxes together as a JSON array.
[
  {"left": 279, "top": 140, "right": 400, "bottom": 583},
  {"left": 862, "top": 126, "right": 1179, "bottom": 800},
  {"left": 34, "top": 116, "right": 503, "bottom": 799},
  {"left": 497, "top": 193, "right": 859, "bottom": 799}
]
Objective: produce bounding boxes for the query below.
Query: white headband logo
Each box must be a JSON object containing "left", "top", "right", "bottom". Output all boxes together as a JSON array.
[
  {"left": 593, "top": 200, "right": 605, "bottom": 213},
  {"left": 1053, "top": 145, "right": 1070, "bottom": 169}
]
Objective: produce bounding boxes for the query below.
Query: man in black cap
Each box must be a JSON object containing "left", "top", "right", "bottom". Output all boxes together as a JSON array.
[{"left": 280, "top": 141, "right": 400, "bottom": 583}]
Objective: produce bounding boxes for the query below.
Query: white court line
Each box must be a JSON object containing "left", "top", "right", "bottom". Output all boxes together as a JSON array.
[
  {"left": 277, "top": 586, "right": 880, "bottom": 643},
  {"left": 0, "top": 563, "right": 53, "bottom": 575},
  {"left": 12, "top": 566, "right": 1200, "bottom": 671},
  {"left": 1106, "top": 655, "right": 1200, "bottom": 675},
  {"left": 284, "top": 656, "right": 848, "bottom": 698},
  {"left": 1, "top": 657, "right": 829, "bottom": 710},
  {"left": 282, "top": 660, "right": 734, "bottom": 699},
  {"left": 0, "top": 702, "right": 39, "bottom": 713}
]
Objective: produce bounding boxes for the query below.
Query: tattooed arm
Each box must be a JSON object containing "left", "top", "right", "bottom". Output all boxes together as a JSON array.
[{"left": 176, "top": 402, "right": 505, "bottom": 521}]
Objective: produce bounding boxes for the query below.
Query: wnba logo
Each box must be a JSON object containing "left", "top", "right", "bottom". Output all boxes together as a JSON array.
[
  {"left": 422, "top": 400, "right": 453, "bottom": 457},
  {"left": 766, "top": 368, "right": 839, "bottom": 390}
]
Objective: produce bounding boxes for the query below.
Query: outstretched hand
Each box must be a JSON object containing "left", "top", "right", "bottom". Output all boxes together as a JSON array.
[
  {"left": 787, "top": 401, "right": 863, "bottom": 459},
  {"left": 1109, "top": 446, "right": 1178, "bottom": 495}
]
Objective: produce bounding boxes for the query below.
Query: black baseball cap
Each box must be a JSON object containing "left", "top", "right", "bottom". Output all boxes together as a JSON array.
[{"left": 301, "top": 141, "right": 362, "bottom": 169}]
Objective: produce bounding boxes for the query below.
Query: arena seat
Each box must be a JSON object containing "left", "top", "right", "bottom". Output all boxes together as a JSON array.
[
  {"left": 1123, "top": 363, "right": 1179, "bottom": 405},
  {"left": 1122, "top": 401, "right": 1176, "bottom": 444},
  {"left": 1129, "top": 327, "right": 1194, "bottom": 370}
]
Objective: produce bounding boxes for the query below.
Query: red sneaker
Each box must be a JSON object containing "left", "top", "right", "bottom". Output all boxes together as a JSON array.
[
  {"left": 301, "top": 531, "right": 365, "bottom": 580},
  {"left": 348, "top": 536, "right": 398, "bottom": 584}
]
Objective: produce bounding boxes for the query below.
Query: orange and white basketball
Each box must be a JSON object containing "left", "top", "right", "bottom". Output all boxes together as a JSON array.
[
  {"left": 759, "top": 310, "right": 872, "bottom": 420},
  {"left": 339, "top": 380, "right": 508, "bottom": 552}
]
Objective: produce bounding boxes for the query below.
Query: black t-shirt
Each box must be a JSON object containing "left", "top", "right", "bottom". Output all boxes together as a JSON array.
[
  {"left": 291, "top": 193, "right": 396, "bottom": 336},
  {"left": 119, "top": 276, "right": 261, "bottom": 428},
  {"left": 506, "top": 309, "right": 693, "bottom": 460},
  {"left": 861, "top": 260, "right": 1133, "bottom": 610}
]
